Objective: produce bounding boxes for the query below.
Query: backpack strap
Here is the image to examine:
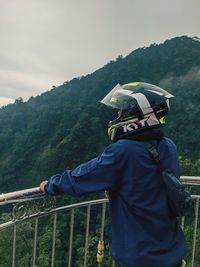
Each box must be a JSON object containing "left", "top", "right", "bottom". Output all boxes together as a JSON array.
[{"left": 141, "top": 141, "right": 166, "bottom": 171}]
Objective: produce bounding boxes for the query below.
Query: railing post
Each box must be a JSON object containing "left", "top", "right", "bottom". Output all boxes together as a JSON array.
[
  {"left": 51, "top": 213, "right": 57, "bottom": 267},
  {"left": 98, "top": 202, "right": 106, "bottom": 267},
  {"left": 83, "top": 205, "right": 91, "bottom": 267},
  {"left": 12, "top": 223, "right": 17, "bottom": 267},
  {"left": 191, "top": 199, "right": 199, "bottom": 267},
  {"left": 32, "top": 218, "right": 38, "bottom": 267},
  {"left": 100, "top": 202, "right": 106, "bottom": 242},
  {"left": 68, "top": 208, "right": 74, "bottom": 267}
]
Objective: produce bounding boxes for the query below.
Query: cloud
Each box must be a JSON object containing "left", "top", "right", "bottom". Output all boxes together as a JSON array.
[
  {"left": 0, "top": 97, "right": 14, "bottom": 107},
  {"left": 0, "top": 0, "right": 200, "bottom": 102},
  {"left": 0, "top": 69, "right": 53, "bottom": 99}
]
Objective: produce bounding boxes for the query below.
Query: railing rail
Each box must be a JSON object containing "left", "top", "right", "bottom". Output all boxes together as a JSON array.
[
  {"left": 0, "top": 176, "right": 200, "bottom": 267},
  {"left": 0, "top": 187, "right": 43, "bottom": 204},
  {"left": 181, "top": 176, "right": 200, "bottom": 185},
  {"left": 1, "top": 176, "right": 199, "bottom": 205}
]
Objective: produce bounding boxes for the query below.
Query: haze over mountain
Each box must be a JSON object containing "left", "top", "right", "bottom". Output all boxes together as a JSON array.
[{"left": 0, "top": 35, "right": 199, "bottom": 192}]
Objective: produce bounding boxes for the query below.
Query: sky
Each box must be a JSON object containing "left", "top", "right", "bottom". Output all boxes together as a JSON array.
[{"left": 0, "top": 0, "right": 200, "bottom": 106}]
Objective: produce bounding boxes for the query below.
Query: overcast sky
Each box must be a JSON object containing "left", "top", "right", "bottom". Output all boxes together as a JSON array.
[{"left": 0, "top": 0, "right": 200, "bottom": 106}]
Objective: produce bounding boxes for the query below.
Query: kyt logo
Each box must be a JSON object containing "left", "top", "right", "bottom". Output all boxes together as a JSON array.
[{"left": 122, "top": 118, "right": 148, "bottom": 132}]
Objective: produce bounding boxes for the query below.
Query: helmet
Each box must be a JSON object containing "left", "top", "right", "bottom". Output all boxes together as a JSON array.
[{"left": 100, "top": 82, "right": 174, "bottom": 141}]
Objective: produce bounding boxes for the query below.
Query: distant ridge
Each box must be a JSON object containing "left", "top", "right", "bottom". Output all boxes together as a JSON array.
[{"left": 0, "top": 35, "right": 199, "bottom": 191}]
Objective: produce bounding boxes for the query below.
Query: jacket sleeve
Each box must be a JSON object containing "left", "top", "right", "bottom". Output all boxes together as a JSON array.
[{"left": 44, "top": 143, "right": 122, "bottom": 196}]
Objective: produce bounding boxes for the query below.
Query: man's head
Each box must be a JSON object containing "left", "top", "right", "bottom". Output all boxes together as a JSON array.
[{"left": 101, "top": 82, "right": 174, "bottom": 141}]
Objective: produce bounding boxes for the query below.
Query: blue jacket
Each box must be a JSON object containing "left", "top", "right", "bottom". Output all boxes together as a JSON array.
[{"left": 45, "top": 137, "right": 186, "bottom": 267}]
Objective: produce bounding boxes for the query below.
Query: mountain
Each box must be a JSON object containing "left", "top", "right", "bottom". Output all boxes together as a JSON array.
[{"left": 0, "top": 35, "right": 200, "bottom": 192}]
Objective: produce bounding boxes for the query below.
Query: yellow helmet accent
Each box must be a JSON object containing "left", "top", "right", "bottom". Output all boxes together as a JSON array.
[
  {"left": 110, "top": 97, "right": 117, "bottom": 103},
  {"left": 127, "top": 82, "right": 140, "bottom": 86},
  {"left": 108, "top": 127, "right": 111, "bottom": 136},
  {"left": 159, "top": 117, "right": 165, "bottom": 124}
]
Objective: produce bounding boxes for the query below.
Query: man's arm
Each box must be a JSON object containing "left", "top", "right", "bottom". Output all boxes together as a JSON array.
[{"left": 39, "top": 143, "right": 123, "bottom": 196}]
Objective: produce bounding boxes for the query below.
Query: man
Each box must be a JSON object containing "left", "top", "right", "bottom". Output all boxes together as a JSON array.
[{"left": 40, "top": 82, "right": 186, "bottom": 267}]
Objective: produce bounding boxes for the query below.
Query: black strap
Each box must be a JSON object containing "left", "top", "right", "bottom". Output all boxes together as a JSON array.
[{"left": 141, "top": 141, "right": 166, "bottom": 171}]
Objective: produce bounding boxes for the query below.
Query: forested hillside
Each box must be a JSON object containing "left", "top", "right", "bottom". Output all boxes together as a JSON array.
[{"left": 0, "top": 35, "right": 200, "bottom": 192}]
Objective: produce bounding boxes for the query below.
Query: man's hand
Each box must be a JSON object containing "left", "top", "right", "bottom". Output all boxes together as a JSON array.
[{"left": 39, "top": 180, "right": 48, "bottom": 193}]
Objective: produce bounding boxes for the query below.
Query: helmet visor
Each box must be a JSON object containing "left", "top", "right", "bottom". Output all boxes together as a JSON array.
[
  {"left": 100, "top": 84, "right": 136, "bottom": 110},
  {"left": 100, "top": 84, "right": 123, "bottom": 109}
]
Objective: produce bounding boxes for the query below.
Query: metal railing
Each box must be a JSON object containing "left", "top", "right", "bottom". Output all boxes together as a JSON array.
[{"left": 0, "top": 176, "right": 200, "bottom": 267}]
